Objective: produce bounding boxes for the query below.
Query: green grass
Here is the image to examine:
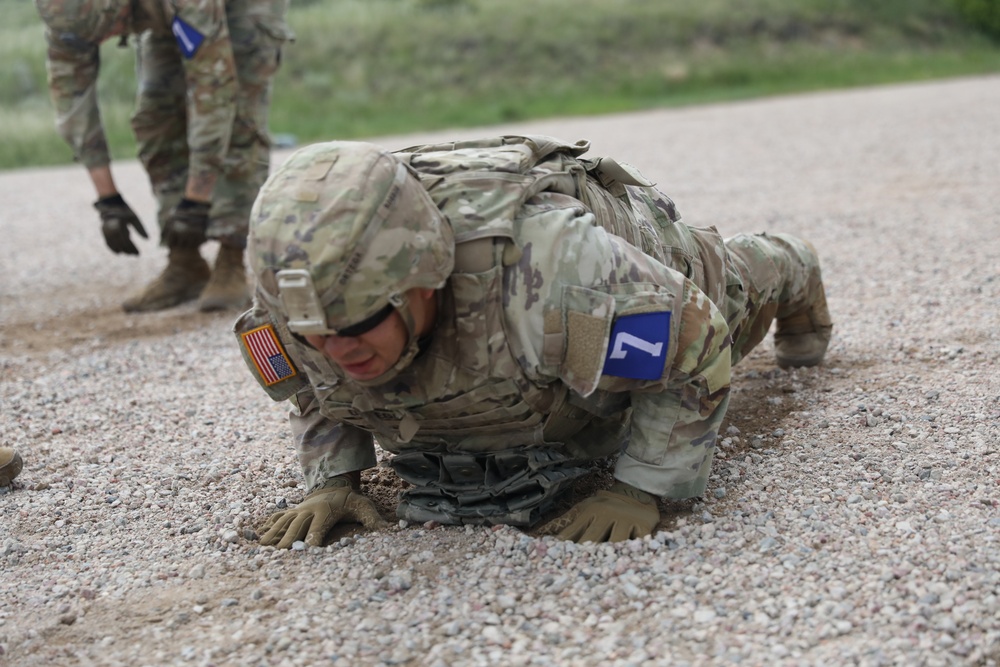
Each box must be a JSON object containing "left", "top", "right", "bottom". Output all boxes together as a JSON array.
[{"left": 2, "top": 0, "right": 999, "bottom": 171}]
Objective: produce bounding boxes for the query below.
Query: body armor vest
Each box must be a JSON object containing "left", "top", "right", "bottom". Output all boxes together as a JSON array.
[{"left": 283, "top": 136, "right": 633, "bottom": 456}]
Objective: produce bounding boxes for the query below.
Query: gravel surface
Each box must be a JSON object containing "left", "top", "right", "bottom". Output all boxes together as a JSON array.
[{"left": 2, "top": 75, "right": 999, "bottom": 667}]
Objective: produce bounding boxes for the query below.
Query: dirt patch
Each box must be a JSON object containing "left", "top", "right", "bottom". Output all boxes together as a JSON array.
[{"left": 1, "top": 286, "right": 237, "bottom": 360}]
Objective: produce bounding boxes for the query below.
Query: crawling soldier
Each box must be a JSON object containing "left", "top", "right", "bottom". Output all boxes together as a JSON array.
[{"left": 234, "top": 135, "right": 833, "bottom": 546}]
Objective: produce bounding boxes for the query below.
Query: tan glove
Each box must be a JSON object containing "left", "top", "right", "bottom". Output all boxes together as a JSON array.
[
  {"left": 259, "top": 475, "right": 387, "bottom": 549},
  {"left": 542, "top": 481, "right": 660, "bottom": 543}
]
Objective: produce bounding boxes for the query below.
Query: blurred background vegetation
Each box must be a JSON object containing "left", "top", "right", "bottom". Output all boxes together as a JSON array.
[{"left": 1, "top": 0, "right": 999, "bottom": 171}]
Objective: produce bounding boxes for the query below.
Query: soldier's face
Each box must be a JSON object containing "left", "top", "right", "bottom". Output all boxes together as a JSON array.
[{"left": 304, "top": 288, "right": 437, "bottom": 381}]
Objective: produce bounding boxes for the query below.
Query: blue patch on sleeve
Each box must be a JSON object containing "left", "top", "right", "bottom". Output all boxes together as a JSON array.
[
  {"left": 602, "top": 311, "right": 671, "bottom": 380},
  {"left": 171, "top": 16, "right": 205, "bottom": 59}
]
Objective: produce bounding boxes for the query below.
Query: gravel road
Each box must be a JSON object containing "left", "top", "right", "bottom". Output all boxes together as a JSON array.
[{"left": 2, "top": 75, "right": 999, "bottom": 667}]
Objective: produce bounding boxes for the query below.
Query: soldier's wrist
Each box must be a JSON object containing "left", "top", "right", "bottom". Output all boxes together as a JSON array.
[
  {"left": 316, "top": 470, "right": 362, "bottom": 492},
  {"left": 609, "top": 480, "right": 657, "bottom": 505},
  {"left": 176, "top": 197, "right": 210, "bottom": 212},
  {"left": 95, "top": 193, "right": 126, "bottom": 209}
]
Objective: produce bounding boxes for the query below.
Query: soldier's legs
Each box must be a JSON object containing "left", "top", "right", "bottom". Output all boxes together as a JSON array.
[
  {"left": 131, "top": 32, "right": 189, "bottom": 232},
  {"left": 124, "top": 34, "right": 209, "bottom": 313},
  {"left": 724, "top": 233, "right": 833, "bottom": 368},
  {"left": 208, "top": 9, "right": 276, "bottom": 250},
  {"left": 197, "top": 0, "right": 286, "bottom": 311}
]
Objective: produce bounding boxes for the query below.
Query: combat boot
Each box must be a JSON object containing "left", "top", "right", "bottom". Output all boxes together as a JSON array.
[
  {"left": 0, "top": 447, "right": 23, "bottom": 487},
  {"left": 198, "top": 245, "right": 249, "bottom": 312},
  {"left": 773, "top": 283, "right": 834, "bottom": 368},
  {"left": 122, "top": 246, "right": 211, "bottom": 313}
]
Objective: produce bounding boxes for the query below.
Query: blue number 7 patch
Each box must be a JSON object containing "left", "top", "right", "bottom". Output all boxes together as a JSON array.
[
  {"left": 602, "top": 311, "right": 671, "bottom": 380},
  {"left": 171, "top": 16, "right": 205, "bottom": 59}
]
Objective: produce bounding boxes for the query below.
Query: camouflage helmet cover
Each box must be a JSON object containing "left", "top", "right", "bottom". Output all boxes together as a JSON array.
[
  {"left": 250, "top": 140, "right": 455, "bottom": 333},
  {"left": 34, "top": 0, "right": 130, "bottom": 47}
]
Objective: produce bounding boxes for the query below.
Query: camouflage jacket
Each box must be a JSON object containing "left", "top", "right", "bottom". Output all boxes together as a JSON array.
[
  {"left": 237, "top": 136, "right": 735, "bottom": 500},
  {"left": 41, "top": 0, "right": 291, "bottom": 178}
]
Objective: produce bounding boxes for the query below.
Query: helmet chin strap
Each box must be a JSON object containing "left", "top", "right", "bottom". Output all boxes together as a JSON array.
[{"left": 350, "top": 292, "right": 423, "bottom": 388}]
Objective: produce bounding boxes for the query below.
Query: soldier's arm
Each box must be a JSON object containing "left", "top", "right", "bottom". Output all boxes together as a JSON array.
[
  {"left": 510, "top": 199, "right": 733, "bottom": 500},
  {"left": 233, "top": 303, "right": 378, "bottom": 493},
  {"left": 42, "top": 36, "right": 111, "bottom": 171},
  {"left": 580, "top": 240, "right": 732, "bottom": 499},
  {"left": 288, "top": 390, "right": 378, "bottom": 494},
  {"left": 88, "top": 165, "right": 120, "bottom": 198},
  {"left": 44, "top": 35, "right": 146, "bottom": 250},
  {"left": 256, "top": 389, "right": 384, "bottom": 548},
  {"left": 170, "top": 0, "right": 239, "bottom": 201},
  {"left": 610, "top": 277, "right": 731, "bottom": 499}
]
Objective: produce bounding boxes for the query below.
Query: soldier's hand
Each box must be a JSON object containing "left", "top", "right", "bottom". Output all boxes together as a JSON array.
[
  {"left": 162, "top": 198, "right": 210, "bottom": 248},
  {"left": 259, "top": 476, "right": 388, "bottom": 549},
  {"left": 542, "top": 481, "right": 660, "bottom": 543},
  {"left": 94, "top": 194, "right": 148, "bottom": 255}
]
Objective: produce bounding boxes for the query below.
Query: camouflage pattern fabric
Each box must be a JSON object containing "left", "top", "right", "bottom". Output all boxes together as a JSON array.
[
  {"left": 250, "top": 140, "right": 454, "bottom": 332},
  {"left": 36, "top": 0, "right": 116, "bottom": 170},
  {"left": 38, "top": 0, "right": 293, "bottom": 247},
  {"left": 391, "top": 448, "right": 589, "bottom": 527},
  {"left": 236, "top": 135, "right": 830, "bottom": 520}
]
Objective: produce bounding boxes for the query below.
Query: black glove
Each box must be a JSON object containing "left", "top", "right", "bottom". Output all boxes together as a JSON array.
[
  {"left": 93, "top": 194, "right": 148, "bottom": 255},
  {"left": 162, "top": 198, "right": 210, "bottom": 248}
]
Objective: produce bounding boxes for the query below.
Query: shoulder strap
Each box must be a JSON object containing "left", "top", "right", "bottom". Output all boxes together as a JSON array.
[{"left": 394, "top": 135, "right": 593, "bottom": 243}]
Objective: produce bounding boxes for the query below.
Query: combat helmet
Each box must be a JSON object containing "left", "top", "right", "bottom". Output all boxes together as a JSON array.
[
  {"left": 249, "top": 140, "right": 455, "bottom": 385},
  {"left": 34, "top": 0, "right": 130, "bottom": 48}
]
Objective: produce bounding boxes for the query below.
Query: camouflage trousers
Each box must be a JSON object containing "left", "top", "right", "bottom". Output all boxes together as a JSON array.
[
  {"left": 650, "top": 225, "right": 827, "bottom": 367},
  {"left": 130, "top": 0, "right": 289, "bottom": 248},
  {"left": 594, "top": 180, "right": 827, "bottom": 367},
  {"left": 722, "top": 231, "right": 826, "bottom": 365}
]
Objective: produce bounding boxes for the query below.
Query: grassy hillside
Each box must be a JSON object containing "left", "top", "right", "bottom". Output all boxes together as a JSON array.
[{"left": 2, "top": 0, "right": 999, "bottom": 171}]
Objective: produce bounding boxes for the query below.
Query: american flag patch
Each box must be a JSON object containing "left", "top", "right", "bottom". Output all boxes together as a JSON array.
[{"left": 241, "top": 324, "right": 297, "bottom": 386}]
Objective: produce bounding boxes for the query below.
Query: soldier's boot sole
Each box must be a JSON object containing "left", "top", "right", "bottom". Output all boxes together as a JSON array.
[
  {"left": 774, "top": 282, "right": 833, "bottom": 368},
  {"left": 122, "top": 248, "right": 211, "bottom": 313},
  {"left": 198, "top": 246, "right": 250, "bottom": 312}
]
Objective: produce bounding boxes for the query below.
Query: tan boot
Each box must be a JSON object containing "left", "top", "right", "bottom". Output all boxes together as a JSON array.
[
  {"left": 198, "top": 245, "right": 249, "bottom": 312},
  {"left": 122, "top": 246, "right": 211, "bottom": 313},
  {"left": 0, "top": 447, "right": 23, "bottom": 487},
  {"left": 774, "top": 283, "right": 834, "bottom": 368}
]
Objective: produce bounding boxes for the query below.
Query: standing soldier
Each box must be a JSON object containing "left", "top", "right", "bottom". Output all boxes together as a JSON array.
[
  {"left": 35, "top": 0, "right": 294, "bottom": 312},
  {"left": 235, "top": 135, "right": 834, "bottom": 547}
]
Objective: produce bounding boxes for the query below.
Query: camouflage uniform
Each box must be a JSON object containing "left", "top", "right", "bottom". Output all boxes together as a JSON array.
[
  {"left": 237, "top": 136, "right": 832, "bottom": 526},
  {"left": 39, "top": 0, "right": 293, "bottom": 246}
]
